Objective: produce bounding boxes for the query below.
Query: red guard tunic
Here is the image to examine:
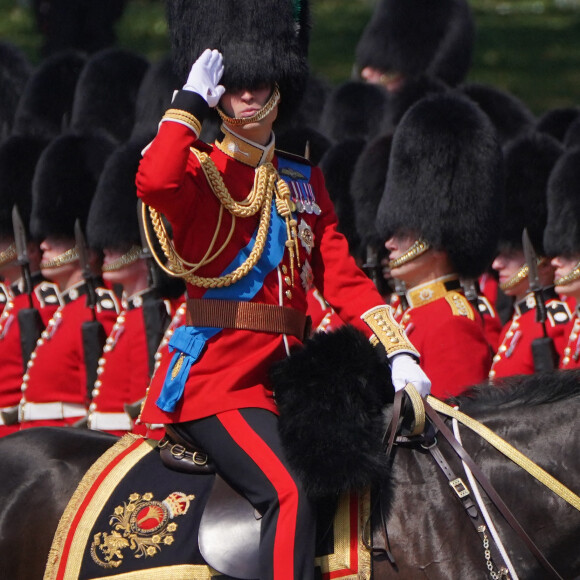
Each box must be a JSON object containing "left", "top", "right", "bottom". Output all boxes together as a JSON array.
[
  {"left": 489, "top": 289, "right": 571, "bottom": 379},
  {"left": 87, "top": 292, "right": 154, "bottom": 436},
  {"left": 397, "top": 276, "right": 492, "bottom": 399},
  {"left": 18, "top": 281, "right": 119, "bottom": 428},
  {"left": 0, "top": 280, "right": 60, "bottom": 436},
  {"left": 557, "top": 309, "right": 580, "bottom": 370},
  {"left": 136, "top": 108, "right": 416, "bottom": 425},
  {"left": 305, "top": 288, "right": 344, "bottom": 334}
]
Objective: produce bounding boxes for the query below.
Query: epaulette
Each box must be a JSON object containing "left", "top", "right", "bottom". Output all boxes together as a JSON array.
[
  {"left": 95, "top": 288, "right": 120, "bottom": 314},
  {"left": 34, "top": 281, "right": 61, "bottom": 308},
  {"left": 546, "top": 300, "right": 572, "bottom": 326},
  {"left": 445, "top": 292, "right": 475, "bottom": 320},
  {"left": 276, "top": 148, "right": 313, "bottom": 167}
]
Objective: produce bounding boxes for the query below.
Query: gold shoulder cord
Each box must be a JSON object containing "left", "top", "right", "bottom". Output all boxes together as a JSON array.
[{"left": 143, "top": 148, "right": 299, "bottom": 289}]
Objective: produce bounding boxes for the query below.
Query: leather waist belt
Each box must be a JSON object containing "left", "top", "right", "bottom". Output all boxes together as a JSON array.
[
  {"left": 186, "top": 298, "right": 306, "bottom": 341},
  {"left": 19, "top": 402, "right": 87, "bottom": 421},
  {"left": 88, "top": 411, "right": 133, "bottom": 431}
]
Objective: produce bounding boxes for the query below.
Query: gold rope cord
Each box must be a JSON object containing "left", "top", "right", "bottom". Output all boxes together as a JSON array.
[{"left": 144, "top": 148, "right": 299, "bottom": 289}]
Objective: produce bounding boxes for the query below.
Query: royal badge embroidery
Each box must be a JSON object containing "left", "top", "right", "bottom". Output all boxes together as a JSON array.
[
  {"left": 298, "top": 219, "right": 314, "bottom": 254},
  {"left": 90, "top": 490, "right": 195, "bottom": 568},
  {"left": 301, "top": 260, "right": 314, "bottom": 292}
]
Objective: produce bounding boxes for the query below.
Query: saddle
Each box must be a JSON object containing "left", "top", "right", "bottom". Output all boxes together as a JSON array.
[{"left": 159, "top": 426, "right": 261, "bottom": 579}]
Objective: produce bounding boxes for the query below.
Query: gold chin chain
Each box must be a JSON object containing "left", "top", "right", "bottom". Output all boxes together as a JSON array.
[
  {"left": 554, "top": 260, "right": 580, "bottom": 287},
  {"left": 41, "top": 246, "right": 79, "bottom": 269},
  {"left": 216, "top": 85, "right": 281, "bottom": 126},
  {"left": 145, "top": 149, "right": 299, "bottom": 289},
  {"left": 102, "top": 245, "right": 143, "bottom": 272},
  {"left": 499, "top": 263, "right": 529, "bottom": 292},
  {"left": 388, "top": 238, "right": 431, "bottom": 269},
  {"left": 0, "top": 243, "right": 17, "bottom": 267}
]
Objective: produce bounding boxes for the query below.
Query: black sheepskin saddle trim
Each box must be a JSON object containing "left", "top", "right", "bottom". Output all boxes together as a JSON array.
[{"left": 271, "top": 325, "right": 394, "bottom": 498}]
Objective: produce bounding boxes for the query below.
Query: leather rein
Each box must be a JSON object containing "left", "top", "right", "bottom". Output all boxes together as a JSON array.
[{"left": 381, "top": 385, "right": 578, "bottom": 580}]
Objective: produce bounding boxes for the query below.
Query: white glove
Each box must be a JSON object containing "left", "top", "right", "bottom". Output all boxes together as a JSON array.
[
  {"left": 390, "top": 353, "right": 431, "bottom": 398},
  {"left": 183, "top": 48, "right": 226, "bottom": 108}
]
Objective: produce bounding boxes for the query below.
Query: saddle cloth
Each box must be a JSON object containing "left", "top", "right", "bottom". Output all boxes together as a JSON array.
[{"left": 44, "top": 434, "right": 371, "bottom": 580}]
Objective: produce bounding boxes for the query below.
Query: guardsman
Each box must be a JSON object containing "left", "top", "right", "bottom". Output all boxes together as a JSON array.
[
  {"left": 18, "top": 132, "right": 119, "bottom": 429},
  {"left": 136, "top": 1, "right": 431, "bottom": 577},
  {"left": 544, "top": 148, "right": 580, "bottom": 369},
  {"left": 354, "top": 0, "right": 474, "bottom": 91},
  {"left": 0, "top": 135, "right": 59, "bottom": 436},
  {"left": 375, "top": 91, "right": 504, "bottom": 399},
  {"left": 489, "top": 132, "right": 570, "bottom": 380},
  {"left": 0, "top": 41, "right": 30, "bottom": 141},
  {"left": 85, "top": 139, "right": 172, "bottom": 436}
]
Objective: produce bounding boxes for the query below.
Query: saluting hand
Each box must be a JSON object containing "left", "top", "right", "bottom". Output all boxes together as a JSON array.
[
  {"left": 390, "top": 353, "right": 431, "bottom": 398},
  {"left": 183, "top": 48, "right": 225, "bottom": 108}
]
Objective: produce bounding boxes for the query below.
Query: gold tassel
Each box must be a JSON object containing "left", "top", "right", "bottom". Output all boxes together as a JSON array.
[{"left": 276, "top": 178, "right": 300, "bottom": 286}]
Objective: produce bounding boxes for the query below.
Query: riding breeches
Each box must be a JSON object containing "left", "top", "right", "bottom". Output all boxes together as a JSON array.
[{"left": 172, "top": 408, "right": 316, "bottom": 580}]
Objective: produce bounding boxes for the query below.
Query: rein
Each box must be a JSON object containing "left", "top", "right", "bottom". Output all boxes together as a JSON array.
[{"left": 382, "top": 386, "right": 574, "bottom": 580}]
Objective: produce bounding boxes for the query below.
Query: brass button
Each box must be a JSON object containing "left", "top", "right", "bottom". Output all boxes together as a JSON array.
[{"left": 285, "top": 290, "right": 293, "bottom": 299}]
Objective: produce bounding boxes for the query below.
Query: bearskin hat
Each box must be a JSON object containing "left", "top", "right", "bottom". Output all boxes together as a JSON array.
[
  {"left": 460, "top": 83, "right": 535, "bottom": 145},
  {"left": 70, "top": 48, "right": 150, "bottom": 144},
  {"left": 565, "top": 117, "right": 580, "bottom": 149},
  {"left": 86, "top": 139, "right": 145, "bottom": 251},
  {"left": 319, "top": 138, "right": 366, "bottom": 256},
  {"left": 354, "top": 0, "right": 474, "bottom": 87},
  {"left": 30, "top": 132, "right": 116, "bottom": 241},
  {"left": 0, "top": 135, "right": 49, "bottom": 240},
  {"left": 499, "top": 132, "right": 563, "bottom": 255},
  {"left": 544, "top": 148, "right": 580, "bottom": 257},
  {"left": 165, "top": 0, "right": 310, "bottom": 122},
  {"left": 131, "top": 55, "right": 181, "bottom": 142},
  {"left": 536, "top": 106, "right": 580, "bottom": 144},
  {"left": 13, "top": 50, "right": 87, "bottom": 140},
  {"left": 0, "top": 41, "right": 31, "bottom": 139},
  {"left": 282, "top": 72, "right": 331, "bottom": 133},
  {"left": 376, "top": 91, "right": 504, "bottom": 279},
  {"left": 318, "top": 81, "right": 389, "bottom": 144}
]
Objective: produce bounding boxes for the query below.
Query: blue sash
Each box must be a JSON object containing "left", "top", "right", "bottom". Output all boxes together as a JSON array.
[{"left": 156, "top": 199, "right": 286, "bottom": 412}]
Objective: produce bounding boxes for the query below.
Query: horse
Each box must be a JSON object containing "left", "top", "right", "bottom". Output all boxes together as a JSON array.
[{"left": 0, "top": 370, "right": 579, "bottom": 580}]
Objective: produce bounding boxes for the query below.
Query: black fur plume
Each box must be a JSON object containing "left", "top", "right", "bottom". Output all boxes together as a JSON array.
[{"left": 271, "top": 325, "right": 394, "bottom": 498}]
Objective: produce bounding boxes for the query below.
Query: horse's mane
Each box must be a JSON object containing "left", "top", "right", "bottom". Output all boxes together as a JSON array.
[{"left": 448, "top": 370, "right": 580, "bottom": 415}]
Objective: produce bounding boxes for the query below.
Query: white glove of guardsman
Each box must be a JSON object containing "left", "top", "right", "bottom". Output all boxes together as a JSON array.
[
  {"left": 390, "top": 353, "right": 431, "bottom": 398},
  {"left": 183, "top": 48, "right": 226, "bottom": 107}
]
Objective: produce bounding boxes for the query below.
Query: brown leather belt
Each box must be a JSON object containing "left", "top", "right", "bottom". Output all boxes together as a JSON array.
[{"left": 186, "top": 298, "right": 307, "bottom": 341}]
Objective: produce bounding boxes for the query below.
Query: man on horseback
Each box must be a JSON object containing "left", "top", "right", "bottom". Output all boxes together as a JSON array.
[{"left": 136, "top": 1, "right": 431, "bottom": 577}]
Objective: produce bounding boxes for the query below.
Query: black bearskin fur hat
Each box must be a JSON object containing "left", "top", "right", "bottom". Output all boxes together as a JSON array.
[
  {"left": 376, "top": 91, "right": 505, "bottom": 279},
  {"left": 131, "top": 55, "right": 181, "bottom": 142},
  {"left": 565, "top": 117, "right": 580, "bottom": 149},
  {"left": 87, "top": 139, "right": 144, "bottom": 251},
  {"left": 354, "top": 0, "right": 474, "bottom": 87},
  {"left": 271, "top": 324, "right": 394, "bottom": 498},
  {"left": 165, "top": 0, "right": 310, "bottom": 123},
  {"left": 460, "top": 82, "right": 535, "bottom": 145},
  {"left": 71, "top": 48, "right": 150, "bottom": 144},
  {"left": 13, "top": 50, "right": 87, "bottom": 140},
  {"left": 318, "top": 81, "right": 389, "bottom": 144},
  {"left": 544, "top": 148, "right": 580, "bottom": 257},
  {"left": 0, "top": 135, "right": 49, "bottom": 239},
  {"left": 0, "top": 41, "right": 31, "bottom": 139},
  {"left": 319, "top": 138, "right": 366, "bottom": 256},
  {"left": 536, "top": 106, "right": 580, "bottom": 144},
  {"left": 500, "top": 132, "right": 563, "bottom": 255},
  {"left": 30, "top": 132, "right": 116, "bottom": 241}
]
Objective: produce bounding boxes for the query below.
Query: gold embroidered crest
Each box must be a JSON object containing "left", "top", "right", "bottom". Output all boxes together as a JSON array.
[{"left": 90, "top": 491, "right": 195, "bottom": 568}]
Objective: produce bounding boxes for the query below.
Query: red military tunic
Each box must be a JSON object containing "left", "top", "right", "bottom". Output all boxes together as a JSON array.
[
  {"left": 136, "top": 113, "right": 415, "bottom": 425},
  {"left": 0, "top": 280, "right": 60, "bottom": 436},
  {"left": 397, "top": 275, "right": 492, "bottom": 400},
  {"left": 306, "top": 288, "right": 344, "bottom": 334},
  {"left": 87, "top": 291, "right": 155, "bottom": 437},
  {"left": 489, "top": 289, "right": 571, "bottom": 380},
  {"left": 557, "top": 309, "right": 580, "bottom": 370},
  {"left": 19, "top": 281, "right": 119, "bottom": 428}
]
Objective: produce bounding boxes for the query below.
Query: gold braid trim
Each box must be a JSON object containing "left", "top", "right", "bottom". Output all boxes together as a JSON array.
[
  {"left": 0, "top": 242, "right": 17, "bottom": 267},
  {"left": 388, "top": 238, "right": 430, "bottom": 269},
  {"left": 144, "top": 149, "right": 298, "bottom": 288},
  {"left": 101, "top": 245, "right": 143, "bottom": 272}
]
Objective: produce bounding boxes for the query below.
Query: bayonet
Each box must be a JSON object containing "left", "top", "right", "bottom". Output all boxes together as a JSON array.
[
  {"left": 12, "top": 205, "right": 34, "bottom": 307},
  {"left": 522, "top": 228, "right": 558, "bottom": 371}
]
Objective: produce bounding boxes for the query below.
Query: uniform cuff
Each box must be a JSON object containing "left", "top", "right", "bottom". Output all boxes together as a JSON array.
[{"left": 160, "top": 90, "right": 210, "bottom": 137}]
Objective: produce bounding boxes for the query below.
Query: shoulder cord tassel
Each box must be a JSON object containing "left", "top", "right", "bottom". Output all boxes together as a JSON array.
[{"left": 275, "top": 177, "right": 300, "bottom": 286}]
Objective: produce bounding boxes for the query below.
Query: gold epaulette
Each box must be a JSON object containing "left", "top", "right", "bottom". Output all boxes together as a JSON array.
[
  {"left": 361, "top": 305, "right": 420, "bottom": 358},
  {"left": 444, "top": 292, "right": 475, "bottom": 320}
]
